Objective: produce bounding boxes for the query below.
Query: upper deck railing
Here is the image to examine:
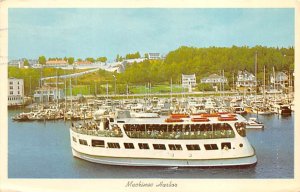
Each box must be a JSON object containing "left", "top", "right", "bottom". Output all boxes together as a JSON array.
[
  {"left": 71, "top": 122, "right": 123, "bottom": 137},
  {"left": 70, "top": 120, "right": 246, "bottom": 139}
]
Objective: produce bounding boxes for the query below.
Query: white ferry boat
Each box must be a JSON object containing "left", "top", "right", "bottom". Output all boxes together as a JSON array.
[{"left": 70, "top": 110, "right": 257, "bottom": 167}]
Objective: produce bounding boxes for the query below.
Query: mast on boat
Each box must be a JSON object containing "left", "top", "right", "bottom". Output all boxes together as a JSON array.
[
  {"left": 263, "top": 65, "right": 266, "bottom": 106},
  {"left": 70, "top": 78, "right": 73, "bottom": 114},
  {"left": 273, "top": 66, "right": 276, "bottom": 101},
  {"left": 254, "top": 51, "right": 258, "bottom": 104}
]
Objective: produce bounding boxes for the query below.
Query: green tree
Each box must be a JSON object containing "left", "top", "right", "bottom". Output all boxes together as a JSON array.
[
  {"left": 197, "top": 84, "right": 214, "bottom": 91},
  {"left": 116, "top": 54, "right": 123, "bottom": 62},
  {"left": 86, "top": 57, "right": 95, "bottom": 63},
  {"left": 68, "top": 57, "right": 74, "bottom": 64},
  {"left": 96, "top": 57, "right": 107, "bottom": 63},
  {"left": 38, "top": 56, "right": 46, "bottom": 65},
  {"left": 119, "top": 46, "right": 294, "bottom": 87},
  {"left": 125, "top": 51, "right": 141, "bottom": 59},
  {"left": 23, "top": 59, "right": 29, "bottom": 67}
]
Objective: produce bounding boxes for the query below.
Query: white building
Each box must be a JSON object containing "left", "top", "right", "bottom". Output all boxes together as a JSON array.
[
  {"left": 236, "top": 70, "right": 257, "bottom": 89},
  {"left": 8, "top": 60, "right": 24, "bottom": 68},
  {"left": 201, "top": 74, "right": 228, "bottom": 84},
  {"left": 182, "top": 74, "right": 196, "bottom": 92},
  {"left": 8, "top": 78, "right": 24, "bottom": 106},
  {"left": 33, "top": 86, "right": 65, "bottom": 103},
  {"left": 200, "top": 74, "right": 228, "bottom": 92},
  {"left": 45, "top": 60, "right": 68, "bottom": 68},
  {"left": 9, "top": 59, "right": 38, "bottom": 68},
  {"left": 270, "top": 71, "right": 288, "bottom": 88},
  {"left": 147, "top": 53, "right": 161, "bottom": 60}
]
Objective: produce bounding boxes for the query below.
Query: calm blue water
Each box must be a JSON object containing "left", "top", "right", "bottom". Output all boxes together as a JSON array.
[{"left": 8, "top": 109, "right": 294, "bottom": 178}]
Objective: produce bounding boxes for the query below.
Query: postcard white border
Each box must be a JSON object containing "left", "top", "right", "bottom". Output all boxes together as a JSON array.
[{"left": 0, "top": 0, "right": 299, "bottom": 192}]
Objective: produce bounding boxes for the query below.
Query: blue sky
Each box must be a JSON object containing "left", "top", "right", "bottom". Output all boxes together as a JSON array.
[{"left": 8, "top": 8, "right": 294, "bottom": 61}]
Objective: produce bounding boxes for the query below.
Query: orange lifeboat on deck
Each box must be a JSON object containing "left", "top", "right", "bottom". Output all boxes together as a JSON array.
[
  {"left": 165, "top": 118, "right": 184, "bottom": 123},
  {"left": 191, "top": 117, "right": 210, "bottom": 122},
  {"left": 170, "top": 114, "right": 189, "bottom": 119},
  {"left": 218, "top": 116, "right": 237, "bottom": 121},
  {"left": 217, "top": 112, "right": 229, "bottom": 115},
  {"left": 201, "top": 113, "right": 220, "bottom": 118}
]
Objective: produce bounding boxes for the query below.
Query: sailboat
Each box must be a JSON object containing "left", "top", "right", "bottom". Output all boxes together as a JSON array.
[{"left": 252, "top": 65, "right": 273, "bottom": 115}]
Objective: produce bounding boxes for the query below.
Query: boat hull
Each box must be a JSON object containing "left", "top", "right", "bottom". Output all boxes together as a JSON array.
[{"left": 72, "top": 148, "right": 257, "bottom": 167}]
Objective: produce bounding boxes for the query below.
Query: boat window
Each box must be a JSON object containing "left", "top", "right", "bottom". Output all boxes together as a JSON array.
[
  {"left": 79, "top": 139, "right": 88, "bottom": 146},
  {"left": 221, "top": 142, "right": 231, "bottom": 150},
  {"left": 213, "top": 123, "right": 221, "bottom": 131},
  {"left": 124, "top": 143, "right": 135, "bottom": 149},
  {"left": 234, "top": 122, "right": 246, "bottom": 137},
  {"left": 153, "top": 144, "right": 166, "bottom": 150},
  {"left": 92, "top": 140, "right": 105, "bottom": 147},
  {"left": 186, "top": 144, "right": 200, "bottom": 150},
  {"left": 72, "top": 136, "right": 77, "bottom": 142},
  {"left": 205, "top": 124, "right": 212, "bottom": 131},
  {"left": 168, "top": 144, "right": 183, "bottom": 150},
  {"left": 204, "top": 144, "right": 218, "bottom": 150},
  {"left": 138, "top": 143, "right": 150, "bottom": 149},
  {"left": 107, "top": 142, "right": 120, "bottom": 149}
]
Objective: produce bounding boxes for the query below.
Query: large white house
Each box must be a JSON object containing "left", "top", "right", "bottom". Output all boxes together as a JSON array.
[
  {"left": 270, "top": 71, "right": 288, "bottom": 88},
  {"left": 201, "top": 74, "right": 228, "bottom": 84},
  {"left": 236, "top": 70, "right": 257, "bottom": 89},
  {"left": 200, "top": 74, "right": 228, "bottom": 91},
  {"left": 8, "top": 78, "right": 24, "bottom": 106},
  {"left": 33, "top": 86, "right": 65, "bottom": 103},
  {"left": 146, "top": 53, "right": 161, "bottom": 60},
  {"left": 182, "top": 74, "right": 196, "bottom": 92}
]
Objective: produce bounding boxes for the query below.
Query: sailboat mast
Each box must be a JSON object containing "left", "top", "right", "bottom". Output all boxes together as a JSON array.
[
  {"left": 263, "top": 65, "right": 266, "bottom": 104},
  {"left": 255, "top": 51, "right": 257, "bottom": 94},
  {"left": 222, "top": 70, "right": 225, "bottom": 97},
  {"left": 56, "top": 69, "right": 59, "bottom": 107},
  {"left": 273, "top": 66, "right": 276, "bottom": 99},
  {"left": 70, "top": 78, "right": 72, "bottom": 111}
]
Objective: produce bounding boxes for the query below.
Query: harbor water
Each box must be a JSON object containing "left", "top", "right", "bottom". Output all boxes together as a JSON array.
[{"left": 8, "top": 109, "right": 294, "bottom": 178}]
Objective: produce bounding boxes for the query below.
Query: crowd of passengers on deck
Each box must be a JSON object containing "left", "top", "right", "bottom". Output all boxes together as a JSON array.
[
  {"left": 123, "top": 123, "right": 245, "bottom": 139},
  {"left": 71, "top": 121, "right": 246, "bottom": 139},
  {"left": 71, "top": 121, "right": 123, "bottom": 137}
]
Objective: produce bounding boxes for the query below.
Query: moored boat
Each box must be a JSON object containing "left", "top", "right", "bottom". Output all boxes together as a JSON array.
[
  {"left": 252, "top": 106, "right": 273, "bottom": 115},
  {"left": 245, "top": 117, "right": 264, "bottom": 129},
  {"left": 271, "top": 103, "right": 292, "bottom": 115}
]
